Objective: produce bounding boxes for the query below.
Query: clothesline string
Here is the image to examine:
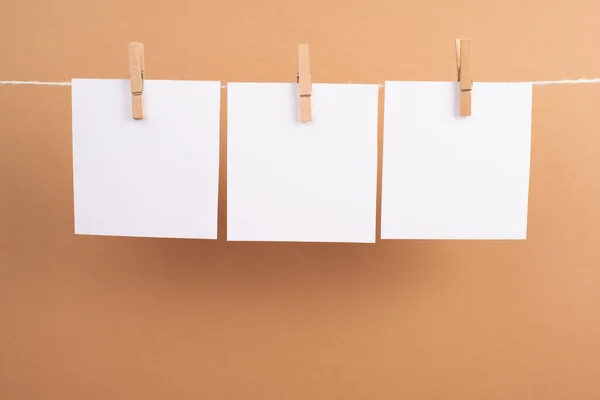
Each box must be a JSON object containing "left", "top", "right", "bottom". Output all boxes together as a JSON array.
[{"left": 2, "top": 78, "right": 600, "bottom": 88}]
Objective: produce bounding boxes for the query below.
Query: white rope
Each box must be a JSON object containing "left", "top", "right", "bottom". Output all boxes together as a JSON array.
[
  {"left": 2, "top": 79, "right": 600, "bottom": 87},
  {"left": 529, "top": 78, "right": 600, "bottom": 85},
  {"left": 0, "top": 80, "right": 71, "bottom": 86}
]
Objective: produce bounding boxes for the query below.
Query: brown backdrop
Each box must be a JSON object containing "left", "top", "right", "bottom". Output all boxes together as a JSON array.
[{"left": 2, "top": 0, "right": 600, "bottom": 399}]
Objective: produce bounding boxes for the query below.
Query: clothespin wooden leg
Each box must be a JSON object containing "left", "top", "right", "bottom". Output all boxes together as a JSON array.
[
  {"left": 298, "top": 44, "right": 312, "bottom": 122},
  {"left": 128, "top": 42, "right": 145, "bottom": 120},
  {"left": 456, "top": 39, "right": 472, "bottom": 117}
]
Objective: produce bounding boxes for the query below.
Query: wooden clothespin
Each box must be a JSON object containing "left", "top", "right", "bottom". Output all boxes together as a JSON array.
[
  {"left": 455, "top": 39, "right": 472, "bottom": 116},
  {"left": 298, "top": 44, "right": 312, "bottom": 122},
  {"left": 128, "top": 42, "right": 145, "bottom": 120}
]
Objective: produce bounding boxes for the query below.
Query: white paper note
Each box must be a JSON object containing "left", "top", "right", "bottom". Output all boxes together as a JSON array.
[
  {"left": 227, "top": 83, "right": 379, "bottom": 243},
  {"left": 381, "top": 81, "right": 532, "bottom": 240},
  {"left": 72, "top": 79, "right": 221, "bottom": 239}
]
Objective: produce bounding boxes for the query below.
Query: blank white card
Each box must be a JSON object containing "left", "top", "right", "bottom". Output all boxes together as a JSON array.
[
  {"left": 72, "top": 79, "right": 221, "bottom": 239},
  {"left": 381, "top": 82, "right": 532, "bottom": 240},
  {"left": 227, "top": 83, "right": 379, "bottom": 243}
]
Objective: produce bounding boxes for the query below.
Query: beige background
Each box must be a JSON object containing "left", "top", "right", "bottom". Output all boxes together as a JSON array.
[{"left": 2, "top": 0, "right": 600, "bottom": 398}]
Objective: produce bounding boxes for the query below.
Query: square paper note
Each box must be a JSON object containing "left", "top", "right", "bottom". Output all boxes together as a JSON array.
[
  {"left": 72, "top": 79, "right": 221, "bottom": 239},
  {"left": 381, "top": 81, "right": 532, "bottom": 240},
  {"left": 227, "top": 83, "right": 379, "bottom": 243}
]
